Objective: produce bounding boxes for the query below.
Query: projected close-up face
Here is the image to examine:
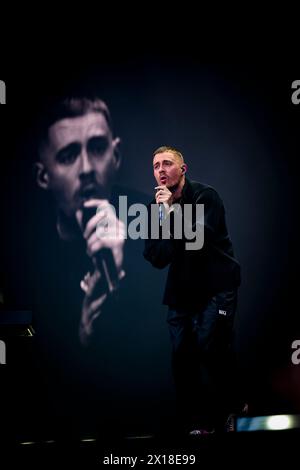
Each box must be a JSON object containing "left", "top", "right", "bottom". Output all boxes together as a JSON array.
[{"left": 37, "top": 112, "right": 121, "bottom": 217}]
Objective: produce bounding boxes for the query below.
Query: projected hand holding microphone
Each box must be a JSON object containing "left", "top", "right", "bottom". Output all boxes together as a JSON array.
[
  {"left": 76, "top": 199, "right": 126, "bottom": 345},
  {"left": 78, "top": 199, "right": 126, "bottom": 295}
]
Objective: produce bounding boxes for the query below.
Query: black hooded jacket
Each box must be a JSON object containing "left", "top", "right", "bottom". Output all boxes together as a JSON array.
[{"left": 143, "top": 178, "right": 241, "bottom": 310}]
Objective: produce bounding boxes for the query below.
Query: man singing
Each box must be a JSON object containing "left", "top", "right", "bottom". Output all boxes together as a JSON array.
[{"left": 144, "top": 146, "right": 242, "bottom": 435}]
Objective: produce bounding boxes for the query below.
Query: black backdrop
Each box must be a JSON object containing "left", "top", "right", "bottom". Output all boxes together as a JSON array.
[{"left": 1, "top": 61, "right": 300, "bottom": 439}]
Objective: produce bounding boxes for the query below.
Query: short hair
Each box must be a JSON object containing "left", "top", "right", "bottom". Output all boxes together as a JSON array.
[
  {"left": 36, "top": 96, "right": 113, "bottom": 157},
  {"left": 153, "top": 146, "right": 184, "bottom": 162}
]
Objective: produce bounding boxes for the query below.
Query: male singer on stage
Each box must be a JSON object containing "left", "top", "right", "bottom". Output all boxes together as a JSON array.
[{"left": 144, "top": 146, "right": 243, "bottom": 435}]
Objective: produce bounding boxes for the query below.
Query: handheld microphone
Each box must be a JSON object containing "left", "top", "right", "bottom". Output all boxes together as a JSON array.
[
  {"left": 155, "top": 187, "right": 164, "bottom": 227},
  {"left": 81, "top": 207, "right": 119, "bottom": 294},
  {"left": 159, "top": 203, "right": 163, "bottom": 227}
]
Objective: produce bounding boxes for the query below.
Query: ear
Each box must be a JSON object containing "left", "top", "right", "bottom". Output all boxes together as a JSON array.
[
  {"left": 181, "top": 163, "right": 187, "bottom": 174},
  {"left": 112, "top": 136, "right": 122, "bottom": 171},
  {"left": 35, "top": 162, "right": 49, "bottom": 190}
]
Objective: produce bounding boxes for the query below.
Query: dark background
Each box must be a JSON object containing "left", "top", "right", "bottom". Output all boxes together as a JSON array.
[{"left": 1, "top": 61, "right": 300, "bottom": 440}]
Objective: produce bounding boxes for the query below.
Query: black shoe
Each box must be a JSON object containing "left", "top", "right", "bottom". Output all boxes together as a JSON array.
[{"left": 189, "top": 428, "right": 215, "bottom": 436}]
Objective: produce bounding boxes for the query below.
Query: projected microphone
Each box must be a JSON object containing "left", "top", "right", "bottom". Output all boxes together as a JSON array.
[{"left": 81, "top": 207, "right": 120, "bottom": 294}]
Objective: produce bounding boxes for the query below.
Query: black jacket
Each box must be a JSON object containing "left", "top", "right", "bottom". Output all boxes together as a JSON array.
[{"left": 143, "top": 178, "right": 241, "bottom": 309}]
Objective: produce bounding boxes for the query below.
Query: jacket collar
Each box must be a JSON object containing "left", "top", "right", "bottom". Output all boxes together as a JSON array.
[{"left": 178, "top": 177, "right": 194, "bottom": 203}]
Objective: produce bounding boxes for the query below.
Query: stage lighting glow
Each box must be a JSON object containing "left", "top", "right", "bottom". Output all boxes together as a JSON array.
[
  {"left": 237, "top": 414, "right": 300, "bottom": 431},
  {"left": 266, "top": 415, "right": 293, "bottom": 430}
]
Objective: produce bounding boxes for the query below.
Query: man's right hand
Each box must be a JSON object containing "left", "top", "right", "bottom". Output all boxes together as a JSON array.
[
  {"left": 77, "top": 198, "right": 126, "bottom": 275},
  {"left": 155, "top": 185, "right": 173, "bottom": 207},
  {"left": 76, "top": 199, "right": 126, "bottom": 345},
  {"left": 79, "top": 268, "right": 107, "bottom": 346}
]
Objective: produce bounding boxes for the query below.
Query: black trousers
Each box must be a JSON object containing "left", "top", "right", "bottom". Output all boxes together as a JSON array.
[{"left": 167, "top": 289, "right": 241, "bottom": 430}]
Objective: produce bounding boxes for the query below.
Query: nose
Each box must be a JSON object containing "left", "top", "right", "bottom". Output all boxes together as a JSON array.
[{"left": 79, "top": 147, "right": 93, "bottom": 175}]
